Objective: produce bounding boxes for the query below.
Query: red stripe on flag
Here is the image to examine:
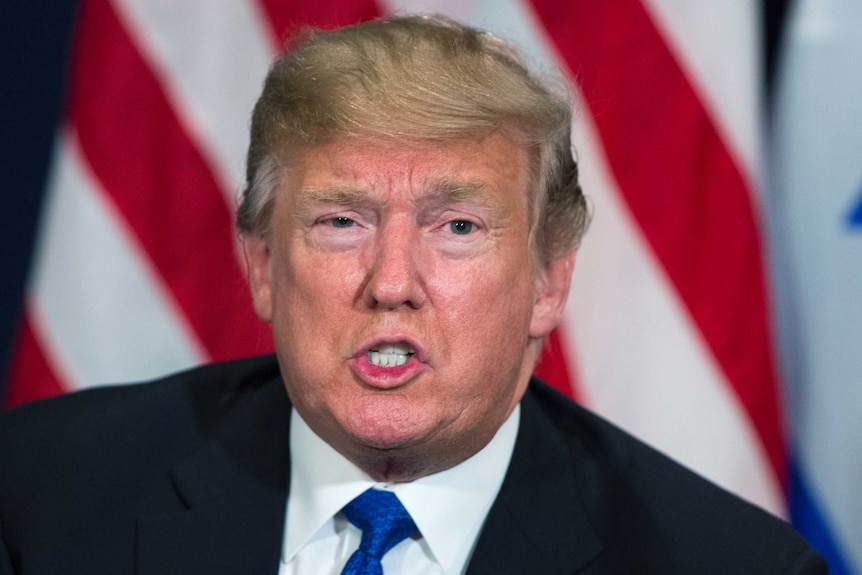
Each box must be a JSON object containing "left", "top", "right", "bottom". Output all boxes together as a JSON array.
[
  {"left": 257, "top": 0, "right": 381, "bottom": 43},
  {"left": 3, "top": 313, "right": 66, "bottom": 408},
  {"left": 67, "top": 0, "right": 272, "bottom": 362},
  {"left": 528, "top": 0, "right": 785, "bottom": 483},
  {"left": 534, "top": 328, "right": 582, "bottom": 402}
]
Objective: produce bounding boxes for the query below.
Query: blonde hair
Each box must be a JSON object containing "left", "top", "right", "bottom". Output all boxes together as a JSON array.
[{"left": 238, "top": 14, "right": 588, "bottom": 264}]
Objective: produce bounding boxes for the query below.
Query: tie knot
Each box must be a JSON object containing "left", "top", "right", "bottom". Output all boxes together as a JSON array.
[{"left": 342, "top": 488, "right": 418, "bottom": 559}]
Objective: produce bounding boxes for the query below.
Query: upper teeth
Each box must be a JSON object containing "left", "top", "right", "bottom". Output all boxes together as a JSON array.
[{"left": 368, "top": 343, "right": 415, "bottom": 368}]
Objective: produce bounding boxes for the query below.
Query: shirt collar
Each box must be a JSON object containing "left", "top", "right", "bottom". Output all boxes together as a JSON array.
[{"left": 284, "top": 405, "right": 520, "bottom": 574}]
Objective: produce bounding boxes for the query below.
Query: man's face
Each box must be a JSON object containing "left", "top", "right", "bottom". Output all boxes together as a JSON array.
[{"left": 244, "top": 134, "right": 573, "bottom": 480}]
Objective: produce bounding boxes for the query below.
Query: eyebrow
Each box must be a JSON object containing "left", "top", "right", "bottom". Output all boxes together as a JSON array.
[
  {"left": 417, "top": 179, "right": 500, "bottom": 211},
  {"left": 295, "top": 186, "right": 372, "bottom": 206},
  {"left": 290, "top": 186, "right": 379, "bottom": 220}
]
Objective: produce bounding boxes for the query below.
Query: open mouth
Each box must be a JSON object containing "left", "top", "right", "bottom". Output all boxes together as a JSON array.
[{"left": 367, "top": 343, "right": 415, "bottom": 368}]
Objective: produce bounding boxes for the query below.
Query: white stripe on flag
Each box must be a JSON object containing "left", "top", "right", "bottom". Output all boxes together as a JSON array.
[
  {"left": 111, "top": 0, "right": 275, "bottom": 202},
  {"left": 30, "top": 130, "right": 207, "bottom": 390}
]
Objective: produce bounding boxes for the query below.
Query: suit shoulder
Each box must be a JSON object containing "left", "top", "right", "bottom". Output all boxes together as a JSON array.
[
  {"left": 525, "top": 380, "right": 825, "bottom": 574},
  {"left": 0, "top": 355, "right": 288, "bottom": 570},
  {"left": 0, "top": 354, "right": 282, "bottom": 469}
]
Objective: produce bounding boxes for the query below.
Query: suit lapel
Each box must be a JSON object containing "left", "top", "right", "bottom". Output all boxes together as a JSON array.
[
  {"left": 135, "top": 370, "right": 292, "bottom": 575},
  {"left": 466, "top": 385, "right": 603, "bottom": 575}
]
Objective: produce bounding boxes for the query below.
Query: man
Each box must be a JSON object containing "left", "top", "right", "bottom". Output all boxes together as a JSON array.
[{"left": 0, "top": 15, "right": 825, "bottom": 575}]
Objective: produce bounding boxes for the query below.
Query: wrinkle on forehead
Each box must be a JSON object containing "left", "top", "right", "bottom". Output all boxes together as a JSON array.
[
  {"left": 294, "top": 179, "right": 503, "bottom": 209},
  {"left": 285, "top": 136, "right": 528, "bottom": 216}
]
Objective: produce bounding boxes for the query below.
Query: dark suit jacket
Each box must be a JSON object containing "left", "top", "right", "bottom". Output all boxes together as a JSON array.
[{"left": 0, "top": 355, "right": 826, "bottom": 574}]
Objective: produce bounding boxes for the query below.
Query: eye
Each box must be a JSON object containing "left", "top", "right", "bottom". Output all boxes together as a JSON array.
[
  {"left": 329, "top": 216, "right": 355, "bottom": 228},
  {"left": 448, "top": 220, "right": 473, "bottom": 235}
]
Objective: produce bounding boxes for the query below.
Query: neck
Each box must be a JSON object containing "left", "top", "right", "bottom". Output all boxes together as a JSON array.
[{"left": 343, "top": 426, "right": 499, "bottom": 483}]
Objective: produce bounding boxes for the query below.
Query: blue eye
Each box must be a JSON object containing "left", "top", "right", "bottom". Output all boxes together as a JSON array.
[
  {"left": 449, "top": 220, "right": 473, "bottom": 235},
  {"left": 330, "top": 217, "right": 355, "bottom": 228}
]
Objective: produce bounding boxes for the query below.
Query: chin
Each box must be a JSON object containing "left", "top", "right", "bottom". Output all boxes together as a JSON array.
[
  {"left": 339, "top": 398, "right": 441, "bottom": 450},
  {"left": 347, "top": 416, "right": 428, "bottom": 451}
]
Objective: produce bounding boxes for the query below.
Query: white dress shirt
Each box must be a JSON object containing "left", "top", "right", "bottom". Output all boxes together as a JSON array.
[{"left": 279, "top": 405, "right": 520, "bottom": 575}]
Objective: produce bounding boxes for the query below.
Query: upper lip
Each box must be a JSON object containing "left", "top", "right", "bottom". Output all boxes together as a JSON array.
[{"left": 353, "top": 335, "right": 428, "bottom": 363}]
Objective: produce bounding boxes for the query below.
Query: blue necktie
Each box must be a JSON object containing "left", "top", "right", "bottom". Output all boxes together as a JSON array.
[{"left": 340, "top": 488, "right": 418, "bottom": 575}]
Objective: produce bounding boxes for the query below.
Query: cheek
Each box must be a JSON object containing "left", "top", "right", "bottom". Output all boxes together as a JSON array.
[
  {"left": 433, "top": 247, "right": 533, "bottom": 312},
  {"left": 431, "top": 257, "right": 534, "bottom": 360},
  {"left": 273, "top": 248, "right": 358, "bottom": 307},
  {"left": 269, "top": 254, "right": 349, "bottom": 357}
]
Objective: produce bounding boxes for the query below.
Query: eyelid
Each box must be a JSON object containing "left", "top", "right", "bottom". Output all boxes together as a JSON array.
[
  {"left": 441, "top": 212, "right": 483, "bottom": 229},
  {"left": 312, "top": 208, "right": 368, "bottom": 226}
]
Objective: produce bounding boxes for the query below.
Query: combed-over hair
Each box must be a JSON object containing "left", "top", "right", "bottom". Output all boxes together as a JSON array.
[{"left": 237, "top": 14, "right": 588, "bottom": 264}]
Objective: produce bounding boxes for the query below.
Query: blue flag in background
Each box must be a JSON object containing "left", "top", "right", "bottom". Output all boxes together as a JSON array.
[
  {"left": 848, "top": 183, "right": 862, "bottom": 228},
  {"left": 770, "top": 0, "right": 862, "bottom": 572}
]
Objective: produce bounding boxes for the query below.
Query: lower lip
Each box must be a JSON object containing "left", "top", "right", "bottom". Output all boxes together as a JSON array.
[{"left": 349, "top": 354, "right": 425, "bottom": 388}]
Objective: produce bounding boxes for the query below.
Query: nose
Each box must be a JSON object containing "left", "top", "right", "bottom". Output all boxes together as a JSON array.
[{"left": 361, "top": 216, "right": 426, "bottom": 310}]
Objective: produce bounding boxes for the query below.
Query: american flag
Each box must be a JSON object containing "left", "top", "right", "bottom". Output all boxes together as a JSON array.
[{"left": 3, "top": 1, "right": 859, "bottom": 572}]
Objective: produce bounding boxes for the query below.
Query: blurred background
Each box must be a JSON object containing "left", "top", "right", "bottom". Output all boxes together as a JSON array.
[{"left": 1, "top": 1, "right": 859, "bottom": 572}]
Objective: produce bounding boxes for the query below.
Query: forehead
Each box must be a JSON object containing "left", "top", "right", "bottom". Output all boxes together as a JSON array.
[{"left": 286, "top": 135, "right": 530, "bottom": 205}]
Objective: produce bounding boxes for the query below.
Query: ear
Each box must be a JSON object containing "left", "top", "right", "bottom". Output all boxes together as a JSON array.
[
  {"left": 242, "top": 235, "right": 274, "bottom": 322},
  {"left": 529, "top": 251, "right": 575, "bottom": 339}
]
